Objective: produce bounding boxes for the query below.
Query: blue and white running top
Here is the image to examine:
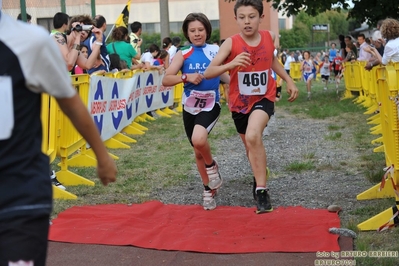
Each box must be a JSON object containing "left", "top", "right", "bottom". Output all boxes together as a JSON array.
[{"left": 180, "top": 44, "right": 220, "bottom": 115}]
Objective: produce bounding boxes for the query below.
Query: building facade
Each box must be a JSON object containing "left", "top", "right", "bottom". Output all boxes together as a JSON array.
[{"left": 2, "top": 0, "right": 286, "bottom": 45}]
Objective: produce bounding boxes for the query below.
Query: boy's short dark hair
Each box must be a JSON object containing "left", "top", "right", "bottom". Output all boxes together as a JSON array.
[
  {"left": 234, "top": 0, "right": 264, "bottom": 17},
  {"left": 130, "top": 21, "right": 142, "bottom": 33},
  {"left": 182, "top": 13, "right": 212, "bottom": 43},
  {"left": 94, "top": 15, "right": 106, "bottom": 28},
  {"left": 172, "top": 36, "right": 181, "bottom": 46},
  {"left": 53, "top": 12, "right": 69, "bottom": 29},
  {"left": 17, "top": 13, "right": 32, "bottom": 21}
]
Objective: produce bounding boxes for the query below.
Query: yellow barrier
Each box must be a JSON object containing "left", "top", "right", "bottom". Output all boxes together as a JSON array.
[
  {"left": 41, "top": 94, "right": 57, "bottom": 163},
  {"left": 356, "top": 65, "right": 399, "bottom": 231},
  {"left": 174, "top": 81, "right": 183, "bottom": 113},
  {"left": 364, "top": 66, "right": 379, "bottom": 115},
  {"left": 41, "top": 69, "right": 184, "bottom": 199},
  {"left": 342, "top": 62, "right": 363, "bottom": 99},
  {"left": 289, "top": 62, "right": 301, "bottom": 81},
  {"left": 56, "top": 74, "right": 96, "bottom": 186},
  {"left": 42, "top": 93, "right": 77, "bottom": 199}
]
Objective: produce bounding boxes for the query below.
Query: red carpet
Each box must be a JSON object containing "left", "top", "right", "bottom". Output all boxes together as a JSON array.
[{"left": 49, "top": 201, "right": 340, "bottom": 253}]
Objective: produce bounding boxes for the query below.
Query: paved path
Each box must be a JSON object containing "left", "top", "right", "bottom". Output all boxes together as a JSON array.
[{"left": 46, "top": 236, "right": 353, "bottom": 266}]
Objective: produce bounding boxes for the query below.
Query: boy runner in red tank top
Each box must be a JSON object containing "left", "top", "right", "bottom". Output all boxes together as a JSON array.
[{"left": 204, "top": 0, "right": 298, "bottom": 213}]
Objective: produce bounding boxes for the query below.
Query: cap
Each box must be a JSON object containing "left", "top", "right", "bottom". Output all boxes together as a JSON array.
[{"left": 372, "top": 30, "right": 382, "bottom": 41}]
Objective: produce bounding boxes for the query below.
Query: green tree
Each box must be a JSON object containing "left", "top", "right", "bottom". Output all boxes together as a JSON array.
[
  {"left": 279, "top": 10, "right": 350, "bottom": 50},
  {"left": 225, "top": 0, "right": 397, "bottom": 25},
  {"left": 280, "top": 21, "right": 310, "bottom": 49}
]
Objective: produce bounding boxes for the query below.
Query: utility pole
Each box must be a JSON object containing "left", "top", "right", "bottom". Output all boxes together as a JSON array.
[{"left": 159, "top": 0, "right": 170, "bottom": 45}]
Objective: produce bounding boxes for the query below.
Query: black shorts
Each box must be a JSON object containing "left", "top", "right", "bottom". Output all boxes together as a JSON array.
[
  {"left": 183, "top": 103, "right": 221, "bottom": 146},
  {"left": 231, "top": 98, "right": 275, "bottom": 134},
  {"left": 0, "top": 213, "right": 50, "bottom": 266},
  {"left": 334, "top": 69, "right": 341, "bottom": 76},
  {"left": 321, "top": 75, "right": 330, "bottom": 80}
]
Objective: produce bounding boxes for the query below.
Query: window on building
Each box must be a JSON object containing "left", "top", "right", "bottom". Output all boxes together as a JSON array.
[
  {"left": 37, "top": 17, "right": 53, "bottom": 33},
  {"left": 278, "top": 18, "right": 286, "bottom": 30},
  {"left": 170, "top": 22, "right": 183, "bottom": 34},
  {"left": 210, "top": 20, "right": 220, "bottom": 30},
  {"left": 142, "top": 23, "right": 161, "bottom": 34}
]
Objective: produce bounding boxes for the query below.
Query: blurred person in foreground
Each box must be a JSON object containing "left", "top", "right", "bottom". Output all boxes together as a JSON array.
[{"left": 0, "top": 7, "right": 117, "bottom": 265}]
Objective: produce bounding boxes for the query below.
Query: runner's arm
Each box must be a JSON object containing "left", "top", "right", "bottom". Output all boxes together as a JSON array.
[
  {"left": 56, "top": 94, "right": 117, "bottom": 186},
  {"left": 204, "top": 38, "right": 250, "bottom": 79}
]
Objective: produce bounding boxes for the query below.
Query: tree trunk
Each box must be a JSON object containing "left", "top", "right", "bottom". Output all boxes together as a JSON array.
[{"left": 159, "top": 0, "right": 170, "bottom": 46}]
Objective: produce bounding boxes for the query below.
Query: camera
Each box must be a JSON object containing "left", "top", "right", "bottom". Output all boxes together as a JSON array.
[
  {"left": 133, "top": 38, "right": 141, "bottom": 43},
  {"left": 72, "top": 24, "right": 94, "bottom": 32}
]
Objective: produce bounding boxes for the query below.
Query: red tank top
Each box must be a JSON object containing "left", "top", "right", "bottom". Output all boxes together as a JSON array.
[{"left": 225, "top": 30, "right": 276, "bottom": 114}]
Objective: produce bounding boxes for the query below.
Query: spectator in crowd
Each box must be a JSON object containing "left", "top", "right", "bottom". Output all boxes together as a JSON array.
[
  {"left": 280, "top": 51, "right": 287, "bottom": 66},
  {"left": 343, "top": 42, "right": 357, "bottom": 63},
  {"left": 163, "top": 12, "right": 228, "bottom": 211},
  {"left": 339, "top": 35, "right": 346, "bottom": 58},
  {"left": 84, "top": 15, "right": 110, "bottom": 74},
  {"left": 328, "top": 42, "right": 338, "bottom": 63},
  {"left": 141, "top": 43, "right": 162, "bottom": 70},
  {"left": 0, "top": 10, "right": 117, "bottom": 265},
  {"left": 106, "top": 26, "right": 141, "bottom": 70},
  {"left": 371, "top": 20, "right": 383, "bottom": 45},
  {"left": 314, "top": 52, "right": 322, "bottom": 65},
  {"left": 162, "top": 37, "right": 172, "bottom": 50},
  {"left": 284, "top": 51, "right": 295, "bottom": 75},
  {"left": 364, "top": 37, "right": 384, "bottom": 71},
  {"left": 68, "top": 14, "right": 95, "bottom": 43},
  {"left": 17, "top": 12, "right": 31, "bottom": 23},
  {"left": 129, "top": 21, "right": 143, "bottom": 65},
  {"left": 168, "top": 36, "right": 181, "bottom": 63},
  {"left": 365, "top": 18, "right": 399, "bottom": 65},
  {"left": 357, "top": 33, "right": 372, "bottom": 61},
  {"left": 72, "top": 43, "right": 88, "bottom": 74},
  {"left": 153, "top": 49, "right": 170, "bottom": 69},
  {"left": 51, "top": 12, "right": 103, "bottom": 73}
]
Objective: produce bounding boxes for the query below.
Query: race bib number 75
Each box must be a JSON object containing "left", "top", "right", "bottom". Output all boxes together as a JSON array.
[
  {"left": 0, "top": 76, "right": 14, "bottom": 140},
  {"left": 238, "top": 70, "right": 268, "bottom": 95}
]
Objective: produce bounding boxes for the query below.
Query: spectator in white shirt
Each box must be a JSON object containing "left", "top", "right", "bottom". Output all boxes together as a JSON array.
[{"left": 357, "top": 33, "right": 372, "bottom": 61}]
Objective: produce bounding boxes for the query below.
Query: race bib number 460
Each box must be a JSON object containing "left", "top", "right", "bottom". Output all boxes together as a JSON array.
[
  {"left": 238, "top": 70, "right": 268, "bottom": 95},
  {"left": 0, "top": 76, "right": 14, "bottom": 140}
]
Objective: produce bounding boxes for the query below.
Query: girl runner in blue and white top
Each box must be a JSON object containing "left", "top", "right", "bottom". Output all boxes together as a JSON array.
[
  {"left": 301, "top": 51, "right": 317, "bottom": 100},
  {"left": 162, "top": 13, "right": 229, "bottom": 211}
]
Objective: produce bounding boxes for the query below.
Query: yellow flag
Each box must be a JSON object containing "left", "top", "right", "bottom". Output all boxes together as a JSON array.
[{"left": 114, "top": 0, "right": 131, "bottom": 28}]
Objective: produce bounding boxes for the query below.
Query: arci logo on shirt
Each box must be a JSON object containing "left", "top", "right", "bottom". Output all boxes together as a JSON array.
[{"left": 188, "top": 62, "right": 208, "bottom": 74}]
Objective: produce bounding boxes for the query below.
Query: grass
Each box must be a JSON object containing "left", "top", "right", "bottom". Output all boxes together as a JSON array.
[{"left": 51, "top": 77, "right": 399, "bottom": 265}]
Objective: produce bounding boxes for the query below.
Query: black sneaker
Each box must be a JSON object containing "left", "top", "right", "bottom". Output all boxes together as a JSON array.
[
  {"left": 256, "top": 189, "right": 273, "bottom": 214},
  {"left": 253, "top": 168, "right": 270, "bottom": 201}
]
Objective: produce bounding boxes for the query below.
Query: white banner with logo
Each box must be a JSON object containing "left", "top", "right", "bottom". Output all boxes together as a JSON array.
[{"left": 88, "top": 71, "right": 174, "bottom": 141}]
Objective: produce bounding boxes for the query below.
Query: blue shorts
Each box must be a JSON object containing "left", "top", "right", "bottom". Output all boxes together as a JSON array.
[{"left": 303, "top": 72, "right": 314, "bottom": 82}]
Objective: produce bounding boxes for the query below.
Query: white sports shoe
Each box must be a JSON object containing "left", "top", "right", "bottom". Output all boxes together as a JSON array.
[
  {"left": 206, "top": 161, "right": 222, "bottom": 190},
  {"left": 203, "top": 189, "right": 217, "bottom": 210}
]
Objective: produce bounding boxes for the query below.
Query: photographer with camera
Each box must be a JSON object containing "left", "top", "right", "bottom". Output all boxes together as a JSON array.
[
  {"left": 84, "top": 15, "right": 111, "bottom": 74},
  {"left": 51, "top": 12, "right": 103, "bottom": 73}
]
